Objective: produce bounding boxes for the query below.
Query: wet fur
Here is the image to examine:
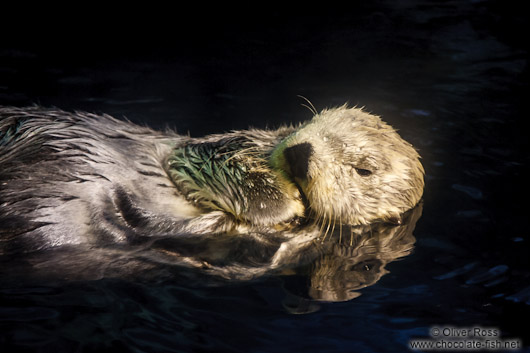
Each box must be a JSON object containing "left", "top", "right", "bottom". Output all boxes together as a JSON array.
[{"left": 0, "top": 105, "right": 424, "bottom": 255}]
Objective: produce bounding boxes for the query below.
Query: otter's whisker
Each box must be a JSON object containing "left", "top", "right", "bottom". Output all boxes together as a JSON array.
[
  {"left": 323, "top": 213, "right": 332, "bottom": 243},
  {"left": 330, "top": 214, "right": 337, "bottom": 241},
  {"left": 350, "top": 225, "right": 354, "bottom": 247},
  {"left": 301, "top": 104, "right": 316, "bottom": 115},
  {"left": 197, "top": 153, "right": 216, "bottom": 174},
  {"left": 339, "top": 215, "right": 343, "bottom": 245},
  {"left": 221, "top": 147, "right": 260, "bottom": 165},
  {"left": 321, "top": 210, "right": 333, "bottom": 244},
  {"left": 317, "top": 213, "right": 325, "bottom": 241},
  {"left": 318, "top": 212, "right": 327, "bottom": 241},
  {"left": 297, "top": 95, "right": 318, "bottom": 115}
]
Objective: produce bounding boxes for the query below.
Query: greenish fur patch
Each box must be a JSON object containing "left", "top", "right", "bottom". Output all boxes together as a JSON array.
[
  {"left": 167, "top": 138, "right": 260, "bottom": 217},
  {"left": 166, "top": 136, "right": 304, "bottom": 226}
]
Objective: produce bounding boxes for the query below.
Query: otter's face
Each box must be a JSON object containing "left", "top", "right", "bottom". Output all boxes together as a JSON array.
[{"left": 271, "top": 106, "right": 424, "bottom": 226}]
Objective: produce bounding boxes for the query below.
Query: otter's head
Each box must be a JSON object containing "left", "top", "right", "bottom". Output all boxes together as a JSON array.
[{"left": 270, "top": 106, "right": 424, "bottom": 226}]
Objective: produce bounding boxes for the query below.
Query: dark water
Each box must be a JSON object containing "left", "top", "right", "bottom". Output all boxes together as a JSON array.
[{"left": 1, "top": 1, "right": 529, "bottom": 352}]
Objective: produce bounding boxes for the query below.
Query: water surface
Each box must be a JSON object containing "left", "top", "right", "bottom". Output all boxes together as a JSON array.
[{"left": 1, "top": 2, "right": 529, "bottom": 352}]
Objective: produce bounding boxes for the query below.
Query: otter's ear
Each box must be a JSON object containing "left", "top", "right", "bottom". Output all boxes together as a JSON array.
[{"left": 283, "top": 142, "right": 313, "bottom": 180}]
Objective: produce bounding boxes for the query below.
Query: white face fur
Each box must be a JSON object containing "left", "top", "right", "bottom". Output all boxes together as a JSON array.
[{"left": 270, "top": 106, "right": 425, "bottom": 226}]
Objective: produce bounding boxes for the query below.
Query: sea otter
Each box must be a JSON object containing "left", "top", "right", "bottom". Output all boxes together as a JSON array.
[{"left": 0, "top": 105, "right": 424, "bottom": 255}]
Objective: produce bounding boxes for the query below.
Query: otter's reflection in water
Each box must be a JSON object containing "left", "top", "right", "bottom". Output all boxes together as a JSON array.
[
  {"left": 307, "top": 203, "right": 421, "bottom": 301},
  {"left": 281, "top": 203, "right": 422, "bottom": 313},
  {"left": 1, "top": 205, "right": 422, "bottom": 309}
]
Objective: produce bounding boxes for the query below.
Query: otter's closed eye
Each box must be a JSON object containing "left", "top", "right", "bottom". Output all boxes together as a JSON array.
[{"left": 355, "top": 168, "right": 372, "bottom": 176}]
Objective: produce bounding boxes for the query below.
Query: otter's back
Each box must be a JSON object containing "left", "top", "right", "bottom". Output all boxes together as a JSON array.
[{"left": 0, "top": 106, "right": 185, "bottom": 254}]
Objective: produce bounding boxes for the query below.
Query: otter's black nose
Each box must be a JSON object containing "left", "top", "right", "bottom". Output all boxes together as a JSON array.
[{"left": 283, "top": 143, "right": 313, "bottom": 180}]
